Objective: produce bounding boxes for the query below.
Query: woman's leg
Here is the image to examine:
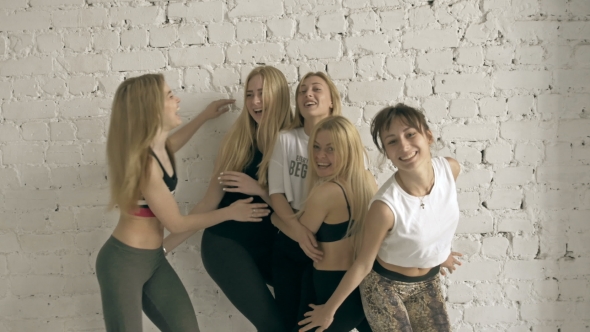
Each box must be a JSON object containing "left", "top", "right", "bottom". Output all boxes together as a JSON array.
[
  {"left": 95, "top": 236, "right": 153, "bottom": 332},
  {"left": 201, "top": 230, "right": 285, "bottom": 332},
  {"left": 360, "top": 270, "right": 412, "bottom": 332},
  {"left": 404, "top": 276, "right": 450, "bottom": 332},
  {"left": 142, "top": 257, "right": 200, "bottom": 332}
]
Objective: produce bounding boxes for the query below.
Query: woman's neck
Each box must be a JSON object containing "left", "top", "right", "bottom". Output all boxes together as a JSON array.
[
  {"left": 303, "top": 115, "right": 329, "bottom": 136},
  {"left": 151, "top": 129, "right": 169, "bottom": 153},
  {"left": 396, "top": 161, "right": 434, "bottom": 197}
]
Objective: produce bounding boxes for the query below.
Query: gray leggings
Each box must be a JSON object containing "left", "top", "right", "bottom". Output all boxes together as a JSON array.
[{"left": 96, "top": 236, "right": 200, "bottom": 332}]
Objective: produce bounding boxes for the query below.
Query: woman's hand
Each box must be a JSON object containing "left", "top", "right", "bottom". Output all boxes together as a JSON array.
[
  {"left": 440, "top": 251, "right": 462, "bottom": 276},
  {"left": 228, "top": 197, "right": 270, "bottom": 222},
  {"left": 298, "top": 304, "right": 334, "bottom": 332},
  {"left": 297, "top": 226, "right": 323, "bottom": 262},
  {"left": 197, "top": 99, "right": 235, "bottom": 122},
  {"left": 219, "top": 171, "right": 264, "bottom": 196}
]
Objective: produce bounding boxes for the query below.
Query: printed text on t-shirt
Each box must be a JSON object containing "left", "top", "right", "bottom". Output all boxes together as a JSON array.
[{"left": 290, "top": 155, "right": 308, "bottom": 178}]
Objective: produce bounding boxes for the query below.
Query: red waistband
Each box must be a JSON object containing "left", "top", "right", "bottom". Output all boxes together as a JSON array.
[{"left": 132, "top": 207, "right": 156, "bottom": 218}]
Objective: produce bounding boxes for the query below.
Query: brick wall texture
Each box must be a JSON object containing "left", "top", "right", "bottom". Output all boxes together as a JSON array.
[{"left": 0, "top": 0, "right": 589, "bottom": 331}]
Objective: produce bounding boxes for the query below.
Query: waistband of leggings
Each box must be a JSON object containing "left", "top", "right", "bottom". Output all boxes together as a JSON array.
[
  {"left": 105, "top": 235, "right": 164, "bottom": 255},
  {"left": 372, "top": 260, "right": 440, "bottom": 282}
]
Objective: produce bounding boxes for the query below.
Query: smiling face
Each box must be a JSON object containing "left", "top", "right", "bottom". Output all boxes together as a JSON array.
[
  {"left": 313, "top": 129, "right": 338, "bottom": 178},
  {"left": 246, "top": 74, "right": 264, "bottom": 124},
  {"left": 380, "top": 117, "right": 433, "bottom": 172},
  {"left": 162, "top": 82, "right": 181, "bottom": 131},
  {"left": 297, "top": 75, "right": 333, "bottom": 122}
]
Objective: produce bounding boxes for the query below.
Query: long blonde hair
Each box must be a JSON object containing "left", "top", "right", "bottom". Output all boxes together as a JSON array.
[
  {"left": 214, "top": 66, "right": 292, "bottom": 187},
  {"left": 106, "top": 73, "right": 173, "bottom": 213},
  {"left": 290, "top": 72, "right": 342, "bottom": 129},
  {"left": 303, "top": 116, "right": 375, "bottom": 255}
]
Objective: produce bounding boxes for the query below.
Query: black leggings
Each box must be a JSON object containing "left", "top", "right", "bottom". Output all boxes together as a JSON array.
[
  {"left": 201, "top": 229, "right": 286, "bottom": 332},
  {"left": 296, "top": 268, "right": 372, "bottom": 332},
  {"left": 96, "top": 236, "right": 199, "bottom": 332},
  {"left": 272, "top": 232, "right": 314, "bottom": 330}
]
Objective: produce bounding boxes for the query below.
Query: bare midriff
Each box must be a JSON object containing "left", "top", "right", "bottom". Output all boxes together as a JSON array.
[
  {"left": 314, "top": 238, "right": 354, "bottom": 271},
  {"left": 376, "top": 256, "right": 433, "bottom": 277},
  {"left": 111, "top": 214, "right": 165, "bottom": 250}
]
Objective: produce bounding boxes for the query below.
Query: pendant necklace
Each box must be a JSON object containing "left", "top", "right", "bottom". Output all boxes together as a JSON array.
[{"left": 398, "top": 167, "right": 434, "bottom": 210}]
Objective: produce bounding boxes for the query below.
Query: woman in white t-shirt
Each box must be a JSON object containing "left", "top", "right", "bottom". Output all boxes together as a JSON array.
[
  {"left": 268, "top": 72, "right": 342, "bottom": 329},
  {"left": 299, "top": 104, "right": 462, "bottom": 332}
]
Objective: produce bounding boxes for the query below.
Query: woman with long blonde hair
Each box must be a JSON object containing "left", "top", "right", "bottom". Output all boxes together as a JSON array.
[
  {"left": 268, "top": 72, "right": 342, "bottom": 329},
  {"left": 275, "top": 116, "right": 376, "bottom": 331},
  {"left": 163, "top": 66, "right": 293, "bottom": 331},
  {"left": 96, "top": 73, "right": 269, "bottom": 331}
]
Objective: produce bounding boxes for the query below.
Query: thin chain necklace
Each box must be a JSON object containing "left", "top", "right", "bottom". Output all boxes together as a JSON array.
[{"left": 397, "top": 167, "right": 435, "bottom": 210}]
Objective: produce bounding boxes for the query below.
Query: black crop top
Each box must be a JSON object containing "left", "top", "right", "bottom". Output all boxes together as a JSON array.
[
  {"left": 315, "top": 182, "right": 352, "bottom": 243},
  {"left": 134, "top": 149, "right": 177, "bottom": 217}
]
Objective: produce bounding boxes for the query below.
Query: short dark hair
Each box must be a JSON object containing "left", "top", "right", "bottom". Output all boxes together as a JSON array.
[{"left": 370, "top": 103, "right": 431, "bottom": 155}]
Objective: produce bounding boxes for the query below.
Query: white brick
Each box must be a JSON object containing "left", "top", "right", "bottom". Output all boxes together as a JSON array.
[
  {"left": 82, "top": 142, "right": 106, "bottom": 163},
  {"left": 11, "top": 275, "right": 65, "bottom": 297},
  {"left": 0, "top": 233, "right": 19, "bottom": 253},
  {"left": 350, "top": 11, "right": 378, "bottom": 32},
  {"left": 65, "top": 31, "right": 91, "bottom": 52},
  {"left": 409, "top": 6, "right": 436, "bottom": 27},
  {"left": 554, "top": 70, "right": 590, "bottom": 91},
  {"left": 208, "top": 23, "right": 235, "bottom": 43},
  {"left": 0, "top": 56, "right": 53, "bottom": 77},
  {"left": 452, "top": 261, "right": 501, "bottom": 281},
  {"left": 455, "top": 146, "right": 481, "bottom": 165},
  {"left": 507, "top": 95, "right": 534, "bottom": 117},
  {"left": 328, "top": 60, "right": 355, "bottom": 80},
  {"left": 465, "top": 21, "right": 497, "bottom": 43},
  {"left": 53, "top": 8, "right": 108, "bottom": 28},
  {"left": 485, "top": 46, "right": 514, "bottom": 65},
  {"left": 385, "top": 56, "right": 413, "bottom": 76},
  {"left": 456, "top": 213, "right": 494, "bottom": 234},
  {"left": 228, "top": 43, "right": 283, "bottom": 63},
  {"left": 67, "top": 76, "right": 96, "bottom": 95},
  {"left": 516, "top": 46, "right": 544, "bottom": 65},
  {"left": 456, "top": 169, "right": 493, "bottom": 189},
  {"left": 422, "top": 97, "right": 447, "bottom": 123},
  {"left": 416, "top": 50, "right": 453, "bottom": 73},
  {"left": 544, "top": 142, "right": 572, "bottom": 165},
  {"left": 179, "top": 25, "right": 207, "bottom": 46},
  {"left": 435, "top": 73, "right": 492, "bottom": 93},
  {"left": 37, "top": 33, "right": 64, "bottom": 53},
  {"left": 31, "top": 0, "right": 84, "bottom": 6},
  {"left": 482, "top": 237, "right": 509, "bottom": 258},
  {"left": 486, "top": 142, "right": 515, "bottom": 164},
  {"left": 558, "top": 119, "right": 590, "bottom": 140},
  {"left": 449, "top": 99, "right": 477, "bottom": 118},
  {"left": 348, "top": 80, "right": 403, "bottom": 103},
  {"left": 0, "top": 11, "right": 51, "bottom": 31},
  {"left": 487, "top": 189, "right": 522, "bottom": 209},
  {"left": 228, "top": 0, "right": 283, "bottom": 18},
  {"left": 514, "top": 143, "right": 543, "bottom": 164},
  {"left": 379, "top": 10, "right": 404, "bottom": 32},
  {"left": 93, "top": 30, "right": 119, "bottom": 51},
  {"left": 237, "top": 22, "right": 264, "bottom": 41},
  {"left": 39, "top": 77, "right": 65, "bottom": 96},
  {"left": 22, "top": 122, "right": 49, "bottom": 141},
  {"left": 456, "top": 46, "right": 484, "bottom": 66},
  {"left": 212, "top": 68, "right": 239, "bottom": 87},
  {"left": 297, "top": 15, "right": 316, "bottom": 35},
  {"left": 559, "top": 279, "right": 590, "bottom": 301},
  {"left": 287, "top": 40, "right": 340, "bottom": 59},
  {"left": 452, "top": 238, "right": 481, "bottom": 256},
  {"left": 345, "top": 35, "right": 389, "bottom": 54},
  {"left": 513, "top": 236, "right": 539, "bottom": 257},
  {"left": 121, "top": 29, "right": 148, "bottom": 49},
  {"left": 465, "top": 306, "right": 518, "bottom": 324},
  {"left": 505, "top": 260, "right": 553, "bottom": 279},
  {"left": 507, "top": 21, "right": 559, "bottom": 42},
  {"left": 500, "top": 120, "right": 557, "bottom": 140},
  {"left": 112, "top": 51, "right": 166, "bottom": 71},
  {"left": 560, "top": 22, "right": 590, "bottom": 40},
  {"left": 537, "top": 166, "right": 590, "bottom": 185},
  {"left": 569, "top": 0, "right": 590, "bottom": 16},
  {"left": 403, "top": 28, "right": 459, "bottom": 50},
  {"left": 317, "top": 13, "right": 346, "bottom": 34},
  {"left": 0, "top": 168, "right": 19, "bottom": 190},
  {"left": 479, "top": 97, "right": 506, "bottom": 117},
  {"left": 19, "top": 166, "right": 51, "bottom": 190},
  {"left": 267, "top": 18, "right": 295, "bottom": 38},
  {"left": 13, "top": 78, "right": 39, "bottom": 97},
  {"left": 74, "top": 119, "right": 104, "bottom": 140},
  {"left": 0, "top": 0, "right": 27, "bottom": 9},
  {"left": 498, "top": 217, "right": 535, "bottom": 233},
  {"left": 441, "top": 124, "right": 496, "bottom": 141},
  {"left": 494, "top": 167, "right": 534, "bottom": 185},
  {"left": 47, "top": 144, "right": 82, "bottom": 164},
  {"left": 185, "top": 68, "right": 211, "bottom": 90},
  {"left": 4, "top": 101, "right": 56, "bottom": 121},
  {"left": 405, "top": 76, "right": 432, "bottom": 97},
  {"left": 573, "top": 45, "right": 590, "bottom": 68},
  {"left": 109, "top": 6, "right": 162, "bottom": 26},
  {"left": 63, "top": 54, "right": 108, "bottom": 73},
  {"left": 522, "top": 302, "right": 576, "bottom": 321},
  {"left": 447, "top": 284, "right": 473, "bottom": 303},
  {"left": 495, "top": 71, "right": 552, "bottom": 90},
  {"left": 512, "top": 0, "right": 541, "bottom": 16},
  {"left": 59, "top": 98, "right": 110, "bottom": 118}
]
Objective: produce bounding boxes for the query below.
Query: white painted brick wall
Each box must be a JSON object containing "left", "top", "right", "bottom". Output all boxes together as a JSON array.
[{"left": 0, "top": 0, "right": 588, "bottom": 331}]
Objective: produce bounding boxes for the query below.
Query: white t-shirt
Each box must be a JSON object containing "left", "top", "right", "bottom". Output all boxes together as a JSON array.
[
  {"left": 268, "top": 127, "right": 309, "bottom": 211},
  {"left": 370, "top": 157, "right": 459, "bottom": 268}
]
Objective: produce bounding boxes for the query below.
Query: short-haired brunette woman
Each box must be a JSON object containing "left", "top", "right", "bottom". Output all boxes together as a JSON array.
[
  {"left": 97, "top": 73, "right": 269, "bottom": 331},
  {"left": 163, "top": 66, "right": 293, "bottom": 331},
  {"left": 273, "top": 116, "right": 376, "bottom": 331},
  {"left": 268, "top": 72, "right": 342, "bottom": 329},
  {"left": 299, "top": 104, "right": 462, "bottom": 332}
]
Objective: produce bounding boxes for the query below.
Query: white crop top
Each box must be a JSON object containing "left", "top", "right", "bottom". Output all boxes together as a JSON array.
[{"left": 370, "top": 157, "right": 459, "bottom": 268}]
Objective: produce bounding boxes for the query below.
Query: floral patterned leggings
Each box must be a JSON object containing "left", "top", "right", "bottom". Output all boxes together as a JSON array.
[{"left": 359, "top": 261, "right": 450, "bottom": 332}]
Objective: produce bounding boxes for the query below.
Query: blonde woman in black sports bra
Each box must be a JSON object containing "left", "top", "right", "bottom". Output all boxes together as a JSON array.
[
  {"left": 273, "top": 116, "right": 376, "bottom": 331},
  {"left": 96, "top": 74, "right": 270, "bottom": 331}
]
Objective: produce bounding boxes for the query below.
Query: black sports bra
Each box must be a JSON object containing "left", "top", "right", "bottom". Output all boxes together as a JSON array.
[
  {"left": 135, "top": 149, "right": 177, "bottom": 216},
  {"left": 315, "top": 182, "right": 352, "bottom": 243}
]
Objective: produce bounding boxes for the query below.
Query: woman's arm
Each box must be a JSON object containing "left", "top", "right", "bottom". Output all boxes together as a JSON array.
[
  {"left": 143, "top": 158, "right": 270, "bottom": 235},
  {"left": 445, "top": 157, "right": 461, "bottom": 181},
  {"left": 168, "top": 99, "right": 234, "bottom": 153},
  {"left": 298, "top": 200, "right": 394, "bottom": 332},
  {"left": 218, "top": 171, "right": 272, "bottom": 206}
]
